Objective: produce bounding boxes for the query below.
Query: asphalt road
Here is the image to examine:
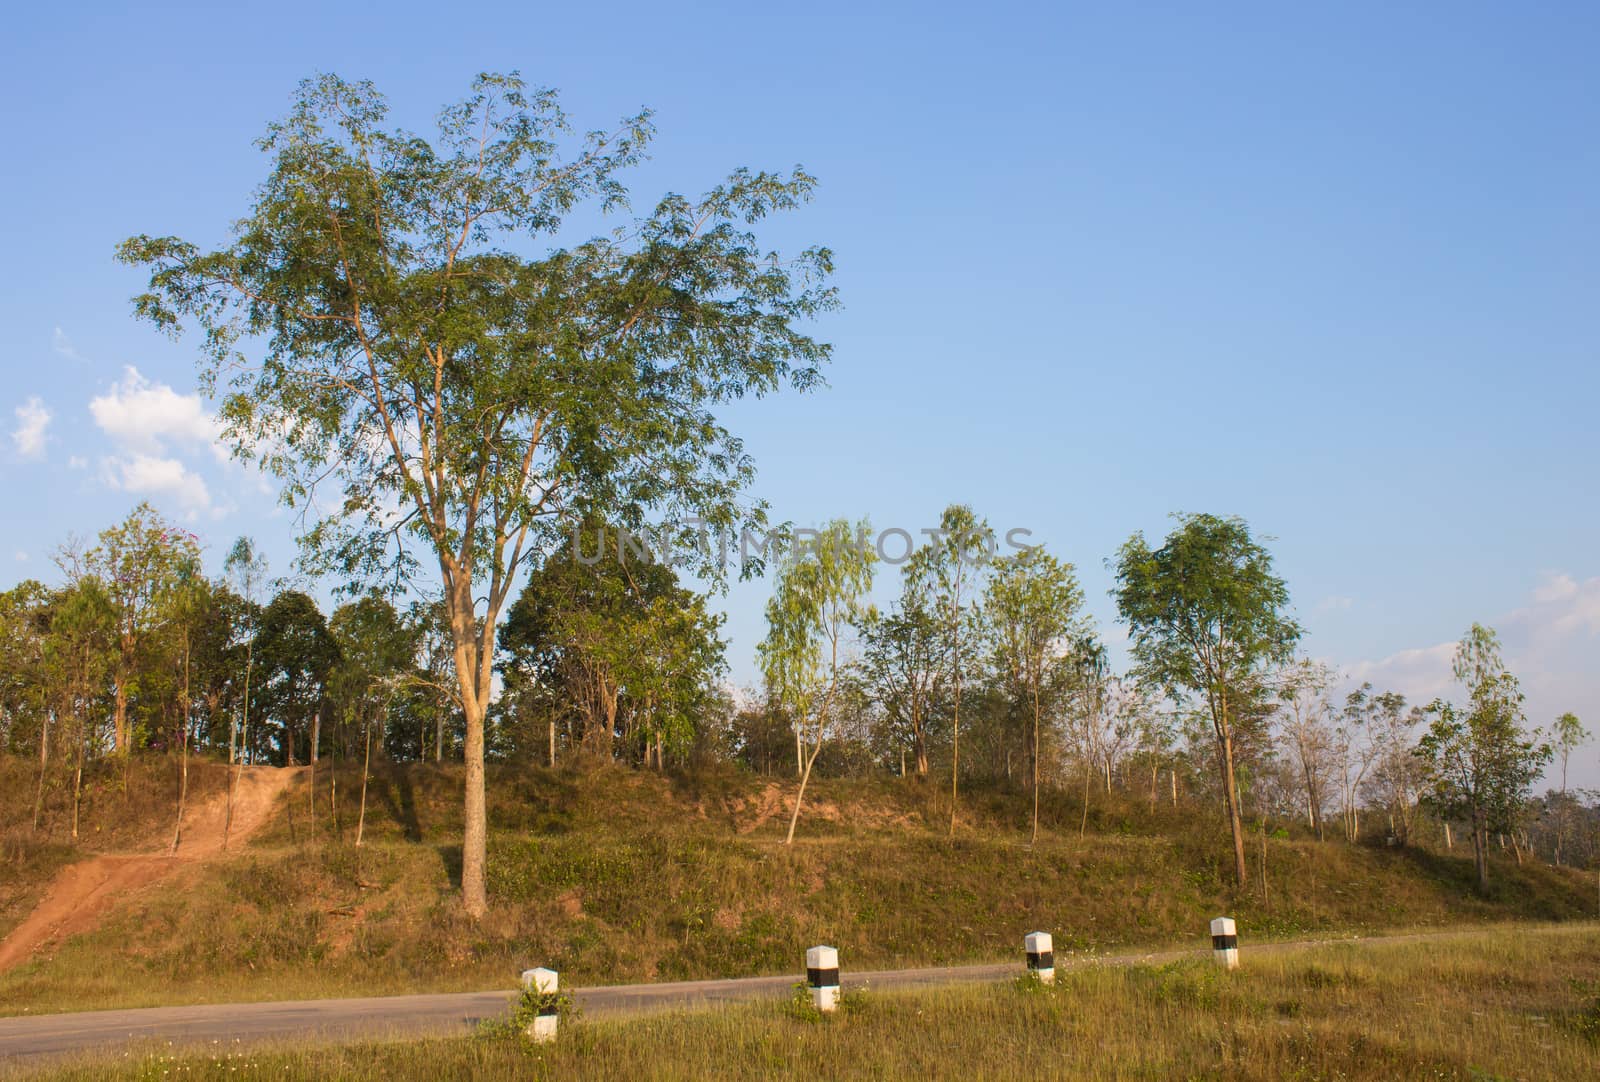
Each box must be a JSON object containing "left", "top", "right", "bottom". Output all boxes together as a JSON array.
[{"left": 0, "top": 929, "right": 1536, "bottom": 1065}]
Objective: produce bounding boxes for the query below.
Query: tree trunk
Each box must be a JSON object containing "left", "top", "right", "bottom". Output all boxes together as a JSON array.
[
  {"left": 355, "top": 711, "right": 372, "bottom": 848},
  {"left": 113, "top": 675, "right": 129, "bottom": 755},
  {"left": 461, "top": 691, "right": 488, "bottom": 917},
  {"left": 309, "top": 711, "right": 321, "bottom": 835},
  {"left": 785, "top": 723, "right": 825, "bottom": 845},
  {"left": 170, "top": 632, "right": 192, "bottom": 855},
  {"left": 948, "top": 667, "right": 962, "bottom": 838},
  {"left": 1030, "top": 685, "right": 1041, "bottom": 847},
  {"left": 1217, "top": 725, "right": 1249, "bottom": 886},
  {"left": 1472, "top": 811, "right": 1490, "bottom": 891},
  {"left": 32, "top": 710, "right": 50, "bottom": 833},
  {"left": 223, "top": 645, "right": 254, "bottom": 851}
]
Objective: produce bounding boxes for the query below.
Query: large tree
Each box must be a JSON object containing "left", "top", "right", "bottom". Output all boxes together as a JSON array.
[
  {"left": 119, "top": 73, "right": 834, "bottom": 916},
  {"left": 1113, "top": 513, "right": 1301, "bottom": 885}
]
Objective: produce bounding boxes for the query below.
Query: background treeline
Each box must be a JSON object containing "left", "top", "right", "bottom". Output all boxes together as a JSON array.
[{"left": 1, "top": 502, "right": 1595, "bottom": 882}]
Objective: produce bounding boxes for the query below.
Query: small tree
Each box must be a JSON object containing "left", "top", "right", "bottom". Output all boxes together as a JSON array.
[
  {"left": 1551, "top": 712, "right": 1590, "bottom": 865},
  {"left": 1275, "top": 658, "right": 1337, "bottom": 840},
  {"left": 1113, "top": 513, "right": 1301, "bottom": 885},
  {"left": 910, "top": 505, "right": 993, "bottom": 836},
  {"left": 857, "top": 560, "right": 944, "bottom": 778},
  {"left": 984, "top": 545, "right": 1092, "bottom": 844},
  {"left": 758, "top": 520, "right": 874, "bottom": 845},
  {"left": 1414, "top": 624, "right": 1551, "bottom": 891},
  {"left": 86, "top": 503, "right": 190, "bottom": 758}
]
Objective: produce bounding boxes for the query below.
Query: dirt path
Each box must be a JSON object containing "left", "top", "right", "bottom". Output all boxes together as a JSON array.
[{"left": 0, "top": 766, "right": 300, "bottom": 972}]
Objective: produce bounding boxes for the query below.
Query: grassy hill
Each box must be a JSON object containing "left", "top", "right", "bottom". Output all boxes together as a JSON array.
[{"left": 1, "top": 756, "right": 1595, "bottom": 1015}]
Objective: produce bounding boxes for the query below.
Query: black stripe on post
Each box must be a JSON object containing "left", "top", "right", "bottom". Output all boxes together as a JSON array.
[
  {"left": 536, "top": 1003, "right": 559, "bottom": 1018},
  {"left": 1026, "top": 950, "right": 1054, "bottom": 969},
  {"left": 807, "top": 967, "right": 840, "bottom": 988},
  {"left": 1212, "top": 934, "right": 1238, "bottom": 951}
]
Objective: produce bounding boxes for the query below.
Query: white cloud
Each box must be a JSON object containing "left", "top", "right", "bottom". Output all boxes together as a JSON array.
[
  {"left": 1343, "top": 641, "right": 1456, "bottom": 704},
  {"left": 10, "top": 397, "right": 51, "bottom": 459},
  {"left": 52, "top": 327, "right": 84, "bottom": 362},
  {"left": 89, "top": 367, "right": 230, "bottom": 515},
  {"left": 14, "top": 551, "right": 28, "bottom": 563},
  {"left": 101, "top": 452, "right": 212, "bottom": 512},
  {"left": 90, "top": 366, "right": 223, "bottom": 459},
  {"left": 68, "top": 455, "right": 87, "bottom": 470}
]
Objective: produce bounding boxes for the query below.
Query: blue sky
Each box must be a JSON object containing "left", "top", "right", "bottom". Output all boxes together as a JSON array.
[{"left": 3, "top": 3, "right": 1597, "bottom": 781}]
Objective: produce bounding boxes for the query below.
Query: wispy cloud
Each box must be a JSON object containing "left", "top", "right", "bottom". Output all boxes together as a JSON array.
[
  {"left": 51, "top": 327, "right": 84, "bottom": 362},
  {"left": 10, "top": 396, "right": 51, "bottom": 459}
]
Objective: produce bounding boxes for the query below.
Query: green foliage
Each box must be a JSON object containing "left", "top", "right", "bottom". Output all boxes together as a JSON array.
[
  {"left": 479, "top": 981, "right": 579, "bottom": 1041},
  {"left": 498, "top": 530, "right": 726, "bottom": 762},
  {"left": 1112, "top": 513, "right": 1301, "bottom": 712},
  {"left": 758, "top": 519, "right": 875, "bottom": 734}
]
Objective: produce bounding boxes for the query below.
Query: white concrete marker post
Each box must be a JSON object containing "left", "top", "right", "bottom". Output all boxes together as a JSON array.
[
  {"left": 806, "top": 945, "right": 840, "bottom": 1012},
  {"left": 521, "top": 966, "right": 560, "bottom": 1042},
  {"left": 1210, "top": 917, "right": 1239, "bottom": 970},
  {"left": 1025, "top": 931, "right": 1055, "bottom": 984}
]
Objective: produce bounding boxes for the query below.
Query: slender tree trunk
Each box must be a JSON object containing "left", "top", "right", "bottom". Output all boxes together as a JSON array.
[
  {"left": 1030, "top": 684, "right": 1041, "bottom": 846},
  {"left": 1079, "top": 754, "right": 1091, "bottom": 840},
  {"left": 71, "top": 719, "right": 86, "bottom": 840},
  {"left": 1170, "top": 768, "right": 1177, "bottom": 806},
  {"left": 309, "top": 711, "right": 321, "bottom": 836},
  {"left": 785, "top": 721, "right": 825, "bottom": 845},
  {"left": 948, "top": 663, "right": 962, "bottom": 837},
  {"left": 224, "top": 644, "right": 254, "bottom": 851},
  {"left": 32, "top": 710, "right": 50, "bottom": 833},
  {"left": 356, "top": 710, "right": 372, "bottom": 848},
  {"left": 170, "top": 631, "right": 192, "bottom": 855},
  {"left": 1217, "top": 723, "right": 1249, "bottom": 886}
]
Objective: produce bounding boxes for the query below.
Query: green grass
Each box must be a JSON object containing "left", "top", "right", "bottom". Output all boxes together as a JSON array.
[
  {"left": 11, "top": 925, "right": 1599, "bottom": 1080},
  {"left": 1, "top": 758, "right": 1595, "bottom": 1016}
]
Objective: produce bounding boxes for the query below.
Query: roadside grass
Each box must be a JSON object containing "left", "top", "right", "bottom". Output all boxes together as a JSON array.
[
  {"left": 1, "top": 760, "right": 1595, "bottom": 1016},
  {"left": 10, "top": 925, "right": 1599, "bottom": 1081}
]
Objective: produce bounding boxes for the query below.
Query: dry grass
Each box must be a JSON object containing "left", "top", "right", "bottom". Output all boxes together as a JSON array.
[{"left": 11, "top": 925, "right": 1599, "bottom": 1080}]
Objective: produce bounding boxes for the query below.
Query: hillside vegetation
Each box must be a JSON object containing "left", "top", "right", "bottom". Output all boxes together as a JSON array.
[{"left": 1, "top": 756, "right": 1594, "bottom": 1017}]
